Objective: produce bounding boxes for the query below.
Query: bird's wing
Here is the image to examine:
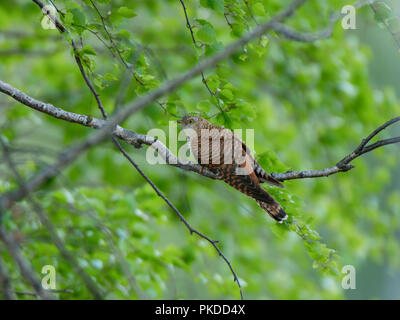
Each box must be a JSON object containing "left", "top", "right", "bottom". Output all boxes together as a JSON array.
[
  {"left": 236, "top": 135, "right": 285, "bottom": 189},
  {"left": 194, "top": 127, "right": 284, "bottom": 188}
]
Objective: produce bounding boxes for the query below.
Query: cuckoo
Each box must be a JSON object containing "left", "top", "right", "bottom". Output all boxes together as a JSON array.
[{"left": 178, "top": 115, "right": 287, "bottom": 222}]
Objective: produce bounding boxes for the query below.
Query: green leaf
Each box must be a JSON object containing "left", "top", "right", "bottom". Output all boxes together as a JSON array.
[
  {"left": 221, "top": 88, "right": 233, "bottom": 100},
  {"left": 200, "top": 0, "right": 224, "bottom": 14},
  {"left": 104, "top": 73, "right": 118, "bottom": 81},
  {"left": 166, "top": 102, "right": 177, "bottom": 115},
  {"left": 257, "top": 150, "right": 289, "bottom": 173},
  {"left": 231, "top": 23, "right": 246, "bottom": 38},
  {"left": 63, "top": 12, "right": 74, "bottom": 25},
  {"left": 196, "top": 100, "right": 212, "bottom": 112},
  {"left": 93, "top": 76, "right": 105, "bottom": 90},
  {"left": 206, "top": 74, "right": 220, "bottom": 92},
  {"left": 252, "top": 3, "right": 265, "bottom": 17},
  {"left": 387, "top": 17, "right": 400, "bottom": 33},
  {"left": 81, "top": 45, "right": 97, "bottom": 56},
  {"left": 116, "top": 29, "right": 131, "bottom": 39},
  {"left": 260, "top": 35, "right": 269, "bottom": 47},
  {"left": 239, "top": 53, "right": 248, "bottom": 61},
  {"left": 52, "top": 189, "right": 75, "bottom": 204},
  {"left": 117, "top": 6, "right": 136, "bottom": 18},
  {"left": 197, "top": 24, "right": 216, "bottom": 44},
  {"left": 373, "top": 2, "right": 392, "bottom": 23},
  {"left": 70, "top": 8, "right": 86, "bottom": 26}
]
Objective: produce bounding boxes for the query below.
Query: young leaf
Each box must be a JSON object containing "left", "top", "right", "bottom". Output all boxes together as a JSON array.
[
  {"left": 117, "top": 6, "right": 136, "bottom": 18},
  {"left": 200, "top": 0, "right": 224, "bottom": 14},
  {"left": 197, "top": 24, "right": 216, "bottom": 44}
]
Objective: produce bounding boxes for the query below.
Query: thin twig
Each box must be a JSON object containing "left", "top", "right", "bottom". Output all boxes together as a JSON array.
[
  {"left": 73, "top": 204, "right": 148, "bottom": 299},
  {"left": 0, "top": 257, "right": 16, "bottom": 300},
  {"left": 272, "top": 117, "right": 400, "bottom": 181},
  {"left": 52, "top": 4, "right": 148, "bottom": 299},
  {"left": 369, "top": 2, "right": 400, "bottom": 49},
  {"left": 87, "top": 0, "right": 171, "bottom": 115},
  {"left": 0, "top": 104, "right": 111, "bottom": 211},
  {"left": 32, "top": 0, "right": 108, "bottom": 119},
  {"left": 33, "top": 0, "right": 242, "bottom": 299},
  {"left": 88, "top": 0, "right": 143, "bottom": 85},
  {"left": 0, "top": 226, "right": 54, "bottom": 300},
  {"left": 0, "top": 137, "right": 105, "bottom": 299},
  {"left": 1, "top": 80, "right": 399, "bottom": 185},
  {"left": 4, "top": 2, "right": 311, "bottom": 203},
  {"left": 243, "top": 0, "right": 258, "bottom": 25},
  {"left": 113, "top": 138, "right": 244, "bottom": 299},
  {"left": 178, "top": 0, "right": 224, "bottom": 113},
  {"left": 270, "top": 0, "right": 383, "bottom": 42}
]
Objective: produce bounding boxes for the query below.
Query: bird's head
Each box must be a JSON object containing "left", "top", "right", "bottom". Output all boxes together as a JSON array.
[{"left": 177, "top": 115, "right": 209, "bottom": 130}]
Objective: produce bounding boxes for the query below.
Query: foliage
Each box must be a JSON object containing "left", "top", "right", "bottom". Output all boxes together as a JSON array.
[{"left": 0, "top": 0, "right": 399, "bottom": 299}]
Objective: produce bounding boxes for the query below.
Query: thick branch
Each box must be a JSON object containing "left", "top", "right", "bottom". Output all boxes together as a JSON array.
[
  {"left": 1, "top": 79, "right": 399, "bottom": 186},
  {"left": 0, "top": 90, "right": 111, "bottom": 210},
  {"left": 30, "top": 0, "right": 307, "bottom": 138},
  {"left": 32, "top": 1, "right": 242, "bottom": 295},
  {"left": 9, "top": 0, "right": 307, "bottom": 196},
  {"left": 0, "top": 79, "right": 218, "bottom": 182},
  {"left": 91, "top": 0, "right": 307, "bottom": 130},
  {"left": 37, "top": 2, "right": 197, "bottom": 299}
]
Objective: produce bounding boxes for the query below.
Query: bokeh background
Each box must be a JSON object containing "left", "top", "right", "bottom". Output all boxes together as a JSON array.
[{"left": 0, "top": 0, "right": 399, "bottom": 299}]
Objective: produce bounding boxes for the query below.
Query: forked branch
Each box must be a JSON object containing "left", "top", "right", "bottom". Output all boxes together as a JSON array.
[{"left": 272, "top": 117, "right": 400, "bottom": 181}]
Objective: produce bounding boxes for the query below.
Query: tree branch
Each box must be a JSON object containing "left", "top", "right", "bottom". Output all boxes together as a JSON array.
[
  {"left": 370, "top": 2, "right": 400, "bottom": 49},
  {"left": 113, "top": 138, "right": 244, "bottom": 299},
  {"left": 270, "top": 21, "right": 334, "bottom": 42},
  {"left": 0, "top": 257, "right": 16, "bottom": 300},
  {"left": 87, "top": 0, "right": 143, "bottom": 85},
  {"left": 3, "top": 1, "right": 309, "bottom": 189},
  {"left": 32, "top": 0, "right": 276, "bottom": 299},
  {"left": 0, "top": 99, "right": 111, "bottom": 210},
  {"left": 93, "top": 0, "right": 307, "bottom": 130},
  {"left": 271, "top": 116, "right": 400, "bottom": 181},
  {"left": 0, "top": 79, "right": 219, "bottom": 184},
  {"left": 13, "top": 0, "right": 308, "bottom": 187},
  {"left": 0, "top": 226, "right": 54, "bottom": 300},
  {"left": 269, "top": 0, "right": 383, "bottom": 42},
  {"left": 178, "top": 0, "right": 224, "bottom": 113},
  {"left": 0, "top": 137, "right": 105, "bottom": 299},
  {"left": 2, "top": 0, "right": 395, "bottom": 301},
  {"left": 1, "top": 79, "right": 399, "bottom": 185}
]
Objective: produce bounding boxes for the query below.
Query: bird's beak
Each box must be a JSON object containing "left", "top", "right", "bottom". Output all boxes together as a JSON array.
[{"left": 176, "top": 119, "right": 183, "bottom": 124}]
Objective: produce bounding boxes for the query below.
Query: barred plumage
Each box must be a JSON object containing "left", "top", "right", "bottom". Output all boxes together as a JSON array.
[{"left": 178, "top": 115, "right": 287, "bottom": 222}]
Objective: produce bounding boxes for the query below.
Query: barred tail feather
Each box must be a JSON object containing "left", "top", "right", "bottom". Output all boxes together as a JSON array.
[{"left": 257, "top": 200, "right": 287, "bottom": 222}]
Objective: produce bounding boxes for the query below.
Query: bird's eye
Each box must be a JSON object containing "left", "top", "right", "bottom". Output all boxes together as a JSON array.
[{"left": 189, "top": 119, "right": 194, "bottom": 124}]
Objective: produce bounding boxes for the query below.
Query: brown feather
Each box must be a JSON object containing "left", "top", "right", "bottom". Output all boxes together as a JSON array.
[{"left": 182, "top": 115, "right": 287, "bottom": 221}]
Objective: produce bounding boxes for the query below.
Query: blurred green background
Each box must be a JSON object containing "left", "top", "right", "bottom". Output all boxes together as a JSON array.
[{"left": 0, "top": 0, "right": 399, "bottom": 299}]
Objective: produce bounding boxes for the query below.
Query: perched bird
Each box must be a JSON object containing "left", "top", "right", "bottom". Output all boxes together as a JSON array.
[{"left": 177, "top": 115, "right": 287, "bottom": 222}]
